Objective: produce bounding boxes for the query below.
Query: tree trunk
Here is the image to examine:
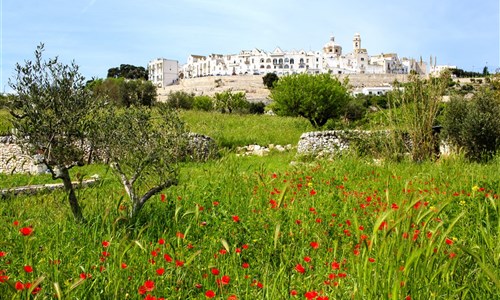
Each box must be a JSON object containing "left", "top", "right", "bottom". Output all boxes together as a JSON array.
[{"left": 60, "top": 167, "right": 86, "bottom": 223}]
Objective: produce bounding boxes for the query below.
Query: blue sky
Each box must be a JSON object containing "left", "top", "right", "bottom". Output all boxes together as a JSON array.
[{"left": 1, "top": 0, "right": 499, "bottom": 91}]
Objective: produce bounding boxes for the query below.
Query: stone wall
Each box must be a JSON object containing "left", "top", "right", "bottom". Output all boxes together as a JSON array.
[{"left": 0, "top": 136, "right": 47, "bottom": 174}]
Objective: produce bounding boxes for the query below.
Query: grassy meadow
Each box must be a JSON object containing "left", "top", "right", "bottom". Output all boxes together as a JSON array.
[{"left": 0, "top": 110, "right": 499, "bottom": 299}]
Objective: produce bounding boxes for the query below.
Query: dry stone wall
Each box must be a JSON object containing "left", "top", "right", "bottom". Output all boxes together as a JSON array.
[{"left": 0, "top": 136, "right": 47, "bottom": 174}]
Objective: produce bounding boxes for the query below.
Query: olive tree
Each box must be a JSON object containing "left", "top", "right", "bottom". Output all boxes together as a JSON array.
[
  {"left": 95, "top": 104, "right": 188, "bottom": 219},
  {"left": 270, "top": 73, "right": 351, "bottom": 127},
  {"left": 8, "top": 44, "right": 100, "bottom": 222}
]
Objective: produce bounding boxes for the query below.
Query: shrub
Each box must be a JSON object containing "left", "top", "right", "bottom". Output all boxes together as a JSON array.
[
  {"left": 193, "top": 95, "right": 214, "bottom": 111},
  {"left": 166, "top": 91, "right": 194, "bottom": 109},
  {"left": 442, "top": 87, "right": 500, "bottom": 161},
  {"left": 262, "top": 72, "right": 279, "bottom": 89},
  {"left": 213, "top": 90, "right": 249, "bottom": 113},
  {"left": 270, "top": 73, "right": 351, "bottom": 127},
  {"left": 248, "top": 101, "right": 266, "bottom": 114}
]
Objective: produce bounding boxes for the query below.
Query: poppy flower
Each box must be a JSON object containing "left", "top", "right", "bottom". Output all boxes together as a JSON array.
[
  {"left": 20, "top": 227, "right": 33, "bottom": 236},
  {"left": 164, "top": 254, "right": 173, "bottom": 262},
  {"left": 156, "top": 268, "right": 165, "bottom": 275},
  {"left": 368, "top": 258, "right": 375, "bottom": 263},
  {"left": 211, "top": 268, "right": 220, "bottom": 275},
  {"left": 0, "top": 251, "right": 6, "bottom": 257},
  {"left": 290, "top": 290, "right": 298, "bottom": 296},
  {"left": 242, "top": 262, "right": 249, "bottom": 269},
  {"left": 205, "top": 290, "right": 216, "bottom": 298},
  {"left": 303, "top": 256, "right": 312, "bottom": 263},
  {"left": 15, "top": 281, "right": 25, "bottom": 290},
  {"left": 102, "top": 241, "right": 110, "bottom": 247},
  {"left": 305, "top": 291, "right": 318, "bottom": 299},
  {"left": 13, "top": 220, "right": 19, "bottom": 226},
  {"left": 331, "top": 261, "right": 340, "bottom": 269},
  {"left": 175, "top": 260, "right": 184, "bottom": 267},
  {"left": 158, "top": 238, "right": 165, "bottom": 245},
  {"left": 221, "top": 275, "right": 230, "bottom": 285},
  {"left": 24, "top": 265, "right": 33, "bottom": 273},
  {"left": 232, "top": 215, "right": 240, "bottom": 222},
  {"left": 310, "top": 241, "right": 319, "bottom": 249},
  {"left": 295, "top": 263, "right": 306, "bottom": 274},
  {"left": 445, "top": 238, "right": 453, "bottom": 245},
  {"left": 227, "top": 295, "right": 238, "bottom": 300},
  {"left": 121, "top": 262, "right": 128, "bottom": 269},
  {"left": 317, "top": 297, "right": 329, "bottom": 300},
  {"left": 144, "top": 280, "right": 155, "bottom": 291}
]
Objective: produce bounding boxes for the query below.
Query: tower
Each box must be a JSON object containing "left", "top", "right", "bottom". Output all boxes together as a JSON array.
[{"left": 353, "top": 33, "right": 361, "bottom": 52}]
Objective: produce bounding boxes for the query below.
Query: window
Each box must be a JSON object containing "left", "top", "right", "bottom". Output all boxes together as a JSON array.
[
  {"left": 361, "top": 58, "right": 365, "bottom": 61},
  {"left": 290, "top": 59, "right": 295, "bottom": 64}
]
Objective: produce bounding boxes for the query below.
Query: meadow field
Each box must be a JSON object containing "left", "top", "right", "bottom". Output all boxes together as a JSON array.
[{"left": 0, "top": 111, "right": 499, "bottom": 299}]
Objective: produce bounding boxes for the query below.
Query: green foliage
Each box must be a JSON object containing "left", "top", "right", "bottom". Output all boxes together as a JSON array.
[
  {"left": 262, "top": 72, "right": 279, "bottom": 89},
  {"left": 247, "top": 101, "right": 266, "bottom": 114},
  {"left": 213, "top": 90, "right": 249, "bottom": 114},
  {"left": 270, "top": 73, "right": 351, "bottom": 127},
  {"left": 107, "top": 64, "right": 148, "bottom": 80},
  {"left": 192, "top": 95, "right": 214, "bottom": 111},
  {"left": 94, "top": 104, "right": 187, "bottom": 219},
  {"left": 87, "top": 78, "right": 156, "bottom": 107},
  {"left": 442, "top": 87, "right": 500, "bottom": 161},
  {"left": 0, "top": 108, "right": 12, "bottom": 135},
  {"left": 387, "top": 74, "right": 447, "bottom": 162},
  {"left": 166, "top": 91, "right": 194, "bottom": 110}
]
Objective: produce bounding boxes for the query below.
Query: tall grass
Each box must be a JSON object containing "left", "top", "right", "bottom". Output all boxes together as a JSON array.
[{"left": 1, "top": 152, "right": 499, "bottom": 299}]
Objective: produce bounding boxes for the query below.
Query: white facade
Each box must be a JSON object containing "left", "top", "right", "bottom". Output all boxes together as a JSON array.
[
  {"left": 180, "top": 33, "right": 426, "bottom": 79},
  {"left": 429, "top": 65, "right": 457, "bottom": 76},
  {"left": 148, "top": 58, "right": 179, "bottom": 88}
]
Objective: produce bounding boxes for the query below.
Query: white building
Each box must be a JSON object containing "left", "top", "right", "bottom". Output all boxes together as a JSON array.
[
  {"left": 148, "top": 58, "right": 179, "bottom": 88},
  {"left": 429, "top": 65, "right": 457, "bottom": 76},
  {"left": 179, "top": 33, "right": 426, "bottom": 79}
]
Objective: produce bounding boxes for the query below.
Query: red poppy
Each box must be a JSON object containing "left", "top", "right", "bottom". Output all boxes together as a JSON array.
[
  {"left": 368, "top": 258, "right": 375, "bottom": 263},
  {"left": 211, "top": 268, "right": 220, "bottom": 275},
  {"left": 158, "top": 238, "right": 165, "bottom": 245},
  {"left": 156, "top": 268, "right": 165, "bottom": 275},
  {"left": 20, "top": 227, "right": 33, "bottom": 236},
  {"left": 24, "top": 265, "right": 33, "bottom": 273},
  {"left": 0, "top": 251, "right": 6, "bottom": 257},
  {"left": 160, "top": 194, "right": 166, "bottom": 202},
  {"left": 303, "top": 256, "right": 312, "bottom": 263},
  {"left": 121, "top": 262, "right": 128, "bottom": 269},
  {"left": 102, "top": 241, "right": 110, "bottom": 247},
  {"left": 290, "top": 290, "right": 298, "bottom": 296},
  {"left": 378, "top": 221, "right": 388, "bottom": 230},
  {"left": 331, "top": 261, "right": 340, "bottom": 270},
  {"left": 317, "top": 297, "right": 329, "bottom": 300},
  {"left": 256, "top": 281, "right": 263, "bottom": 288},
  {"left": 13, "top": 220, "right": 19, "bottom": 226},
  {"left": 391, "top": 203, "right": 399, "bottom": 210},
  {"left": 144, "top": 280, "right": 155, "bottom": 291},
  {"left": 175, "top": 260, "right": 184, "bottom": 267},
  {"left": 445, "top": 238, "right": 453, "bottom": 245},
  {"left": 227, "top": 294, "right": 238, "bottom": 300},
  {"left": 310, "top": 241, "right": 319, "bottom": 249},
  {"left": 15, "top": 281, "right": 24, "bottom": 290},
  {"left": 221, "top": 275, "right": 230, "bottom": 285},
  {"left": 205, "top": 290, "right": 216, "bottom": 298},
  {"left": 232, "top": 215, "right": 240, "bottom": 222},
  {"left": 176, "top": 232, "right": 185, "bottom": 239},
  {"left": 164, "top": 254, "right": 173, "bottom": 262},
  {"left": 295, "top": 263, "right": 306, "bottom": 274},
  {"left": 305, "top": 291, "right": 318, "bottom": 299},
  {"left": 242, "top": 262, "right": 249, "bottom": 269},
  {"left": 310, "top": 189, "right": 317, "bottom": 196}
]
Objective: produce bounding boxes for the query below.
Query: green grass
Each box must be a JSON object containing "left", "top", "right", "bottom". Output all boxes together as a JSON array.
[
  {"left": 0, "top": 152, "right": 499, "bottom": 299},
  {"left": 1, "top": 109, "right": 499, "bottom": 299},
  {"left": 180, "top": 110, "right": 314, "bottom": 148}
]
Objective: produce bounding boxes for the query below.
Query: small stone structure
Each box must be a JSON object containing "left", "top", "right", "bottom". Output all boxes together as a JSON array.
[
  {"left": 236, "top": 144, "right": 293, "bottom": 156},
  {"left": 297, "top": 130, "right": 378, "bottom": 157}
]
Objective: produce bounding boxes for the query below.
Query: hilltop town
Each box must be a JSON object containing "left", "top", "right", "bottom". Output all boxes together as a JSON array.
[{"left": 146, "top": 33, "right": 446, "bottom": 101}]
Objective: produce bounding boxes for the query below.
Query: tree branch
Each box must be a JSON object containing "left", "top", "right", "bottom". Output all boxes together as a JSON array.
[{"left": 138, "top": 178, "right": 178, "bottom": 207}]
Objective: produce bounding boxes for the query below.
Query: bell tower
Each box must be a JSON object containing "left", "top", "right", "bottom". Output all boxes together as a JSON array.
[{"left": 353, "top": 33, "right": 361, "bottom": 53}]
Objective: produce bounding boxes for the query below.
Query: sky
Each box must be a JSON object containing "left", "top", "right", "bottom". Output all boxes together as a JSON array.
[{"left": 1, "top": 0, "right": 499, "bottom": 91}]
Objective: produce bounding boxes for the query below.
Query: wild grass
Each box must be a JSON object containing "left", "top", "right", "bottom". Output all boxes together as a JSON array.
[
  {"left": 0, "top": 151, "right": 499, "bottom": 299},
  {"left": 0, "top": 109, "right": 12, "bottom": 136}
]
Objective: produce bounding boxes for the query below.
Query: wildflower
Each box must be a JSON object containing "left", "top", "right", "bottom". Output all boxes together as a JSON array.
[
  {"left": 232, "top": 215, "right": 240, "bottom": 222},
  {"left": 221, "top": 275, "right": 230, "bottom": 285},
  {"left": 176, "top": 232, "right": 185, "bottom": 239},
  {"left": 175, "top": 260, "right": 184, "bottom": 267},
  {"left": 310, "top": 241, "right": 319, "bottom": 249},
  {"left": 290, "top": 290, "right": 298, "bottom": 296},
  {"left": 144, "top": 280, "right": 155, "bottom": 291},
  {"left": 368, "top": 258, "right": 375, "bottom": 263},
  {"left": 156, "top": 268, "right": 165, "bottom": 275},
  {"left": 20, "top": 227, "right": 33, "bottom": 236},
  {"left": 309, "top": 189, "right": 317, "bottom": 196},
  {"left": 158, "top": 238, "right": 165, "bottom": 245},
  {"left": 317, "top": 297, "right": 329, "bottom": 300},
  {"left": 15, "top": 281, "right": 25, "bottom": 291},
  {"left": 449, "top": 252, "right": 456, "bottom": 259},
  {"left": 305, "top": 291, "right": 318, "bottom": 299},
  {"left": 24, "top": 265, "right": 33, "bottom": 273},
  {"left": 445, "top": 238, "right": 453, "bottom": 245},
  {"left": 303, "top": 256, "right": 312, "bottom": 263},
  {"left": 331, "top": 261, "right": 340, "bottom": 269},
  {"left": 0, "top": 251, "right": 6, "bottom": 257},
  {"left": 227, "top": 294, "right": 238, "bottom": 300},
  {"left": 378, "top": 221, "right": 388, "bottom": 230},
  {"left": 242, "top": 262, "right": 249, "bottom": 269},
  {"left": 13, "top": 220, "right": 19, "bottom": 226},
  {"left": 205, "top": 290, "right": 216, "bottom": 298},
  {"left": 211, "top": 268, "right": 220, "bottom": 275},
  {"left": 391, "top": 203, "right": 399, "bottom": 210},
  {"left": 295, "top": 263, "right": 306, "bottom": 274},
  {"left": 121, "top": 262, "right": 128, "bottom": 269},
  {"left": 102, "top": 240, "right": 110, "bottom": 247},
  {"left": 256, "top": 281, "right": 263, "bottom": 288},
  {"left": 164, "top": 254, "right": 173, "bottom": 262},
  {"left": 160, "top": 194, "right": 166, "bottom": 202}
]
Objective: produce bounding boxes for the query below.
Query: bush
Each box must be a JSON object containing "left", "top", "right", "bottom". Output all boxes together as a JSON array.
[
  {"left": 166, "top": 91, "right": 194, "bottom": 109},
  {"left": 442, "top": 87, "right": 500, "bottom": 161},
  {"left": 262, "top": 73, "right": 279, "bottom": 89},
  {"left": 193, "top": 95, "right": 214, "bottom": 111},
  {"left": 270, "top": 73, "right": 351, "bottom": 127},
  {"left": 213, "top": 90, "right": 249, "bottom": 113},
  {"left": 248, "top": 101, "right": 266, "bottom": 114}
]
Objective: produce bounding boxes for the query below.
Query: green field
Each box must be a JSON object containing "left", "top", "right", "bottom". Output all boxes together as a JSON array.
[{"left": 0, "top": 111, "right": 499, "bottom": 299}]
